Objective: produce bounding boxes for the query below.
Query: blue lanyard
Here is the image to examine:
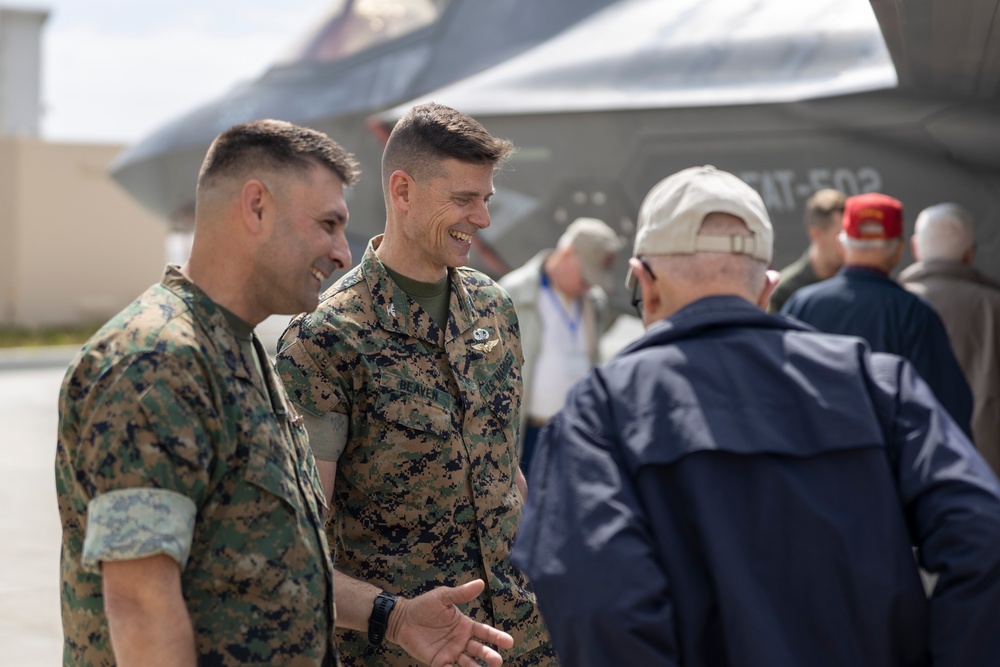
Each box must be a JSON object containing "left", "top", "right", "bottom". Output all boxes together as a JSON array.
[{"left": 540, "top": 272, "right": 582, "bottom": 336}]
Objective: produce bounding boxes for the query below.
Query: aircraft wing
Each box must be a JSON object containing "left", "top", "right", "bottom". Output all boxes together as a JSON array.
[
  {"left": 378, "top": 0, "right": 897, "bottom": 119},
  {"left": 869, "top": 0, "right": 1000, "bottom": 98},
  {"left": 109, "top": 0, "right": 618, "bottom": 221}
]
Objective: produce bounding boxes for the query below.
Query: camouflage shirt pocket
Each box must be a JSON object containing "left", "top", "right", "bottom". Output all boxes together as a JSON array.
[
  {"left": 372, "top": 389, "right": 453, "bottom": 440},
  {"left": 202, "top": 439, "right": 316, "bottom": 604},
  {"left": 354, "top": 377, "right": 455, "bottom": 513},
  {"left": 243, "top": 440, "right": 305, "bottom": 518}
]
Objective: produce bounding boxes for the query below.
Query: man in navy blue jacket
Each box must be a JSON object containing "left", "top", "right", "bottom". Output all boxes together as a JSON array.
[
  {"left": 512, "top": 166, "right": 1000, "bottom": 667},
  {"left": 782, "top": 193, "right": 973, "bottom": 436}
]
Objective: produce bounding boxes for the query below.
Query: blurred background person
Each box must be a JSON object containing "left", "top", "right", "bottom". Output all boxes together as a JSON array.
[
  {"left": 768, "top": 188, "right": 846, "bottom": 312},
  {"left": 899, "top": 203, "right": 1000, "bottom": 469},
  {"left": 782, "top": 193, "right": 973, "bottom": 436},
  {"left": 499, "top": 217, "right": 623, "bottom": 478}
]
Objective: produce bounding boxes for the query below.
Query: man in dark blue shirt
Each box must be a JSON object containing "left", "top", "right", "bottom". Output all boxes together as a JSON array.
[
  {"left": 782, "top": 193, "right": 972, "bottom": 435},
  {"left": 513, "top": 167, "right": 1000, "bottom": 667}
]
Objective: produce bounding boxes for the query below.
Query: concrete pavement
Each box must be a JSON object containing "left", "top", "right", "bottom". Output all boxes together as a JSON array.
[
  {"left": 0, "top": 362, "right": 70, "bottom": 667},
  {"left": 0, "top": 345, "right": 80, "bottom": 371},
  {"left": 0, "top": 315, "right": 644, "bottom": 666}
]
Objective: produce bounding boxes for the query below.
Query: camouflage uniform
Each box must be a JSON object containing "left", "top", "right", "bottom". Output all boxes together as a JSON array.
[
  {"left": 277, "top": 237, "right": 555, "bottom": 666},
  {"left": 56, "top": 266, "right": 336, "bottom": 667}
]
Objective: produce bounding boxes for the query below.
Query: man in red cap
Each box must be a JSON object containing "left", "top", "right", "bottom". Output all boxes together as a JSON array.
[{"left": 782, "top": 192, "right": 972, "bottom": 433}]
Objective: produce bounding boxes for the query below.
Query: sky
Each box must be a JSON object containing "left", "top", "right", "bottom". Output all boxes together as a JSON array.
[{"left": 37, "top": 0, "right": 337, "bottom": 144}]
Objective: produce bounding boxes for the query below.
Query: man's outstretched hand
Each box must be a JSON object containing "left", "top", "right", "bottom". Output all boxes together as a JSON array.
[{"left": 387, "top": 579, "right": 515, "bottom": 667}]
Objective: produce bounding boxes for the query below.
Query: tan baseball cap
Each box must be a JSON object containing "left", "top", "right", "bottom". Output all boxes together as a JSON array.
[
  {"left": 625, "top": 165, "right": 773, "bottom": 289},
  {"left": 561, "top": 217, "right": 624, "bottom": 292}
]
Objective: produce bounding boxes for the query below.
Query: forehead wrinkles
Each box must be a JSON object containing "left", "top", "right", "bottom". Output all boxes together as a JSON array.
[
  {"left": 423, "top": 180, "right": 491, "bottom": 204},
  {"left": 440, "top": 160, "right": 494, "bottom": 189}
]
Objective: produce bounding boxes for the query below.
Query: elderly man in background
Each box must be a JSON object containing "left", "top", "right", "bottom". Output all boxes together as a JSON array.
[
  {"left": 513, "top": 165, "right": 1000, "bottom": 667},
  {"left": 768, "top": 188, "right": 846, "bottom": 312},
  {"left": 899, "top": 203, "right": 1000, "bottom": 468},
  {"left": 782, "top": 193, "right": 972, "bottom": 435},
  {"left": 499, "top": 217, "right": 623, "bottom": 478}
]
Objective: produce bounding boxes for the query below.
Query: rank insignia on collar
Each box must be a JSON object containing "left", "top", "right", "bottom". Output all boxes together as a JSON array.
[
  {"left": 388, "top": 303, "right": 396, "bottom": 318},
  {"left": 473, "top": 327, "right": 490, "bottom": 340},
  {"left": 472, "top": 339, "right": 500, "bottom": 353}
]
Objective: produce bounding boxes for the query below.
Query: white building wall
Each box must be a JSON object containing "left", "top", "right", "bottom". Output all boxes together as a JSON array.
[
  {"left": 0, "top": 7, "right": 48, "bottom": 137},
  {"left": 0, "top": 136, "right": 169, "bottom": 328}
]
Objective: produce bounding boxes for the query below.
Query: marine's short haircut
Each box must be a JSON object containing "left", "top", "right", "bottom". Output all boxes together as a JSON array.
[
  {"left": 381, "top": 102, "right": 514, "bottom": 188},
  {"left": 197, "top": 119, "right": 360, "bottom": 194},
  {"left": 804, "top": 189, "right": 847, "bottom": 231}
]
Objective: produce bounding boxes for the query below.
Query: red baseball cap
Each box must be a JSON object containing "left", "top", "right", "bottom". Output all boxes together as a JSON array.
[{"left": 842, "top": 193, "right": 903, "bottom": 240}]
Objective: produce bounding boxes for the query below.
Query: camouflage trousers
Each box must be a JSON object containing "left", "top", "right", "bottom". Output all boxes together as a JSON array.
[{"left": 503, "top": 643, "right": 560, "bottom": 667}]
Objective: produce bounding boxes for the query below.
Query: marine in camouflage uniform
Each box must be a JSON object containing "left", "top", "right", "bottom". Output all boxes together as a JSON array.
[
  {"left": 278, "top": 237, "right": 556, "bottom": 666},
  {"left": 56, "top": 266, "right": 336, "bottom": 666}
]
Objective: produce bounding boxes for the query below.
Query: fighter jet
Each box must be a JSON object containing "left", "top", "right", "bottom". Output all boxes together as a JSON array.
[
  {"left": 109, "top": 0, "right": 618, "bottom": 249},
  {"left": 111, "top": 0, "right": 1000, "bottom": 307}
]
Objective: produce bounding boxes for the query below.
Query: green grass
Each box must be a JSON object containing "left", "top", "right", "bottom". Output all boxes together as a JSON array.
[{"left": 0, "top": 323, "right": 102, "bottom": 348}]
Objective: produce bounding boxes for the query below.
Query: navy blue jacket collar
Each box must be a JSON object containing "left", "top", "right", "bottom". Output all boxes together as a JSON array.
[
  {"left": 622, "top": 295, "right": 814, "bottom": 356},
  {"left": 839, "top": 265, "right": 893, "bottom": 281}
]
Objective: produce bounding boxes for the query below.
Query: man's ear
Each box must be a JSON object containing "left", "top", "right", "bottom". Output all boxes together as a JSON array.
[
  {"left": 628, "top": 256, "right": 661, "bottom": 326},
  {"left": 758, "top": 269, "right": 781, "bottom": 309},
  {"left": 388, "top": 170, "right": 413, "bottom": 213},
  {"left": 240, "top": 179, "right": 269, "bottom": 234}
]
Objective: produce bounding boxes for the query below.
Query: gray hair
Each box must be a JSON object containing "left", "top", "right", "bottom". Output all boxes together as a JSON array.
[
  {"left": 913, "top": 203, "right": 975, "bottom": 262},
  {"left": 838, "top": 233, "right": 903, "bottom": 254},
  {"left": 651, "top": 213, "right": 768, "bottom": 294}
]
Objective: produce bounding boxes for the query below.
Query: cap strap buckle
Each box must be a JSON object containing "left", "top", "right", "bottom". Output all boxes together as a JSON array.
[{"left": 729, "top": 235, "right": 754, "bottom": 255}]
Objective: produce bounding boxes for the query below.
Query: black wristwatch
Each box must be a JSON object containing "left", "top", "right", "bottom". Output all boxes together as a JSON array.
[{"left": 367, "top": 591, "right": 399, "bottom": 647}]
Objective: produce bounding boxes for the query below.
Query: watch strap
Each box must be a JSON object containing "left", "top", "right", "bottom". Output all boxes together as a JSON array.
[{"left": 367, "top": 591, "right": 399, "bottom": 646}]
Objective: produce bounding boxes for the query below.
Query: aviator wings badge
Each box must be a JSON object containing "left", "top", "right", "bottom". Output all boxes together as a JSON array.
[
  {"left": 472, "top": 339, "right": 500, "bottom": 353},
  {"left": 471, "top": 328, "right": 499, "bottom": 352}
]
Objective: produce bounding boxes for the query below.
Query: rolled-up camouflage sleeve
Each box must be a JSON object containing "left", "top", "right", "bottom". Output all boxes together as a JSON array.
[
  {"left": 299, "top": 411, "right": 349, "bottom": 462},
  {"left": 82, "top": 488, "right": 196, "bottom": 572},
  {"left": 276, "top": 332, "right": 349, "bottom": 463},
  {"left": 76, "top": 351, "right": 215, "bottom": 570}
]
